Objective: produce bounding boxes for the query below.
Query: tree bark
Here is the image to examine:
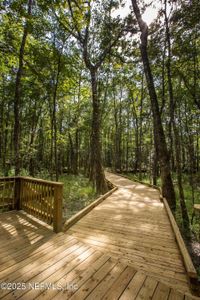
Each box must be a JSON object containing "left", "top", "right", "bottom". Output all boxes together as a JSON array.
[
  {"left": 138, "top": 75, "right": 144, "bottom": 180},
  {"left": 131, "top": 0, "right": 176, "bottom": 209},
  {"left": 0, "top": 77, "right": 5, "bottom": 167},
  {"left": 14, "top": 0, "right": 33, "bottom": 176},
  {"left": 113, "top": 86, "right": 122, "bottom": 172},
  {"left": 52, "top": 51, "right": 62, "bottom": 181},
  {"left": 89, "top": 68, "right": 108, "bottom": 194},
  {"left": 131, "top": 95, "right": 140, "bottom": 172}
]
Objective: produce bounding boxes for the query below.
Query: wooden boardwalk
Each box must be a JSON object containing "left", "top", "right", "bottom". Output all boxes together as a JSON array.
[{"left": 0, "top": 173, "right": 199, "bottom": 299}]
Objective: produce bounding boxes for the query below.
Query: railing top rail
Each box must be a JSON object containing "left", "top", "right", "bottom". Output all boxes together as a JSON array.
[
  {"left": 0, "top": 176, "right": 63, "bottom": 186},
  {"left": 19, "top": 176, "right": 63, "bottom": 186},
  {"left": 0, "top": 177, "right": 16, "bottom": 181}
]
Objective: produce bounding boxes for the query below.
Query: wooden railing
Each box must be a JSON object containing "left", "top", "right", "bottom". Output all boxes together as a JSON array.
[
  {"left": 0, "top": 176, "right": 63, "bottom": 233},
  {"left": 0, "top": 177, "right": 16, "bottom": 211}
]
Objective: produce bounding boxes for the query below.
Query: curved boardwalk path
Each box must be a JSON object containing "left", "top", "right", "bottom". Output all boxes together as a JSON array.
[
  {"left": 0, "top": 172, "right": 199, "bottom": 299},
  {"left": 67, "top": 172, "right": 193, "bottom": 293}
]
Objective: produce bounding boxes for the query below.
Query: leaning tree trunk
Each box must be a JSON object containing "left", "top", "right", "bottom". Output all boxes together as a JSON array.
[
  {"left": 164, "top": 0, "right": 190, "bottom": 229},
  {"left": 14, "top": 0, "right": 33, "bottom": 176},
  {"left": 89, "top": 68, "right": 108, "bottom": 194},
  {"left": 131, "top": 0, "right": 176, "bottom": 209}
]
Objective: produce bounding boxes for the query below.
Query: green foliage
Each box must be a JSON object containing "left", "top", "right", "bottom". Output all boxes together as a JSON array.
[
  {"left": 60, "top": 174, "right": 97, "bottom": 220},
  {"left": 175, "top": 175, "right": 200, "bottom": 238}
]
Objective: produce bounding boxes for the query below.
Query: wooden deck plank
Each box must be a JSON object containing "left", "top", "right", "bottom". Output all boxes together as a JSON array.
[
  {"left": 68, "top": 229, "right": 181, "bottom": 256},
  {"left": 0, "top": 217, "right": 50, "bottom": 235},
  {"left": 85, "top": 261, "right": 128, "bottom": 300},
  {"left": 71, "top": 223, "right": 178, "bottom": 248},
  {"left": 0, "top": 242, "right": 86, "bottom": 299},
  {"left": 69, "top": 233, "right": 183, "bottom": 268},
  {"left": 2, "top": 239, "right": 82, "bottom": 282},
  {"left": 81, "top": 214, "right": 176, "bottom": 231},
  {"left": 118, "top": 270, "right": 146, "bottom": 299},
  {"left": 13, "top": 247, "right": 96, "bottom": 300},
  {"left": 64, "top": 172, "right": 194, "bottom": 294},
  {"left": 0, "top": 171, "right": 199, "bottom": 299},
  {"left": 0, "top": 217, "right": 50, "bottom": 237},
  {"left": 62, "top": 258, "right": 117, "bottom": 300},
  {"left": 0, "top": 233, "right": 64, "bottom": 269},
  {"left": 35, "top": 250, "right": 103, "bottom": 300},
  {"left": 152, "top": 282, "right": 171, "bottom": 300},
  {"left": 76, "top": 218, "right": 177, "bottom": 240},
  {"left": 69, "top": 225, "right": 180, "bottom": 255},
  {"left": 0, "top": 210, "right": 52, "bottom": 230},
  {"left": 168, "top": 289, "right": 185, "bottom": 300},
  {"left": 102, "top": 266, "right": 137, "bottom": 300},
  {"left": 1, "top": 235, "right": 76, "bottom": 275},
  {"left": 66, "top": 234, "right": 187, "bottom": 281},
  {"left": 52, "top": 254, "right": 112, "bottom": 299},
  {"left": 135, "top": 277, "right": 158, "bottom": 300},
  {"left": 0, "top": 230, "right": 54, "bottom": 256},
  {"left": 0, "top": 236, "right": 77, "bottom": 280}
]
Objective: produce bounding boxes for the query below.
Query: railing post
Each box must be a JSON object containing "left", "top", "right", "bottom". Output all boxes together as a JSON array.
[
  {"left": 53, "top": 184, "right": 63, "bottom": 233},
  {"left": 14, "top": 177, "right": 21, "bottom": 210}
]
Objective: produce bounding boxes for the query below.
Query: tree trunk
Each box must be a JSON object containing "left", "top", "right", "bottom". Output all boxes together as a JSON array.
[
  {"left": 138, "top": 75, "right": 144, "bottom": 180},
  {"left": 0, "top": 76, "right": 5, "bottom": 165},
  {"left": 126, "top": 103, "right": 130, "bottom": 171},
  {"left": 113, "top": 87, "right": 122, "bottom": 172},
  {"left": 13, "top": 0, "right": 32, "bottom": 176},
  {"left": 152, "top": 138, "right": 158, "bottom": 186},
  {"left": 3, "top": 108, "right": 9, "bottom": 176},
  {"left": 89, "top": 68, "right": 108, "bottom": 194},
  {"left": 164, "top": 0, "right": 190, "bottom": 229},
  {"left": 68, "top": 132, "right": 75, "bottom": 173},
  {"left": 131, "top": 0, "right": 176, "bottom": 209},
  {"left": 131, "top": 95, "right": 140, "bottom": 172},
  {"left": 74, "top": 129, "right": 79, "bottom": 174},
  {"left": 52, "top": 43, "right": 64, "bottom": 181}
]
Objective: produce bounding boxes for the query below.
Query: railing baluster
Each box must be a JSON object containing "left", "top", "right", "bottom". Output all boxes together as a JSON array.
[
  {"left": 53, "top": 185, "right": 63, "bottom": 233},
  {"left": 0, "top": 176, "right": 63, "bottom": 232}
]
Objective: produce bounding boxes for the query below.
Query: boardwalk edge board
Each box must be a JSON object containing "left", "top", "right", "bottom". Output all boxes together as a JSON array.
[
  {"left": 63, "top": 184, "right": 118, "bottom": 231},
  {"left": 163, "top": 196, "right": 199, "bottom": 294}
]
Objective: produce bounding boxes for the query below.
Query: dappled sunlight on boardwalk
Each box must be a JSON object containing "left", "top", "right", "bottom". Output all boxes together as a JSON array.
[
  {"left": 0, "top": 174, "right": 199, "bottom": 299},
  {"left": 68, "top": 172, "right": 192, "bottom": 294}
]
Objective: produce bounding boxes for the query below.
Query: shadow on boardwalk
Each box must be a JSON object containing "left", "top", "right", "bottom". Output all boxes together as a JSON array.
[{"left": 0, "top": 173, "right": 199, "bottom": 299}]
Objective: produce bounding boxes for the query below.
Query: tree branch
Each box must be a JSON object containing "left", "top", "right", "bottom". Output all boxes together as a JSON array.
[{"left": 67, "top": 0, "right": 84, "bottom": 43}]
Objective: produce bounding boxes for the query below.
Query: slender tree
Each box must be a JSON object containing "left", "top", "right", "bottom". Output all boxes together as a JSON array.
[
  {"left": 13, "top": 0, "right": 33, "bottom": 175},
  {"left": 58, "top": 0, "right": 123, "bottom": 193},
  {"left": 131, "top": 0, "right": 176, "bottom": 209},
  {"left": 164, "top": 0, "right": 190, "bottom": 228}
]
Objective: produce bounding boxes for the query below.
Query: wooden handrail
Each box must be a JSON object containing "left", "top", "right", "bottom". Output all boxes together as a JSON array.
[
  {"left": 18, "top": 176, "right": 63, "bottom": 186},
  {"left": 0, "top": 176, "right": 63, "bottom": 233},
  {"left": 0, "top": 176, "right": 16, "bottom": 181}
]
